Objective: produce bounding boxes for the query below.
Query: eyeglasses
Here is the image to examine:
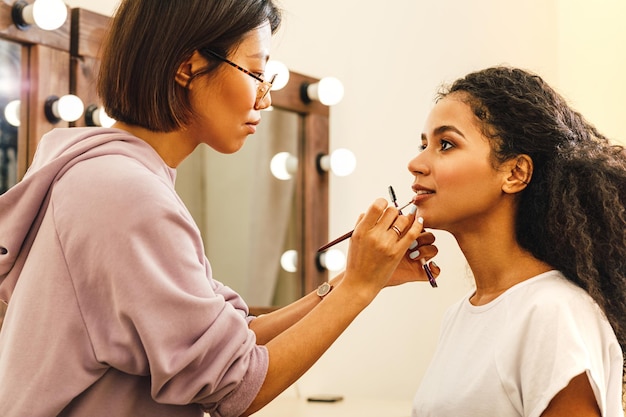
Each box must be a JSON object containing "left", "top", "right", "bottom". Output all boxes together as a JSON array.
[{"left": 201, "top": 49, "right": 276, "bottom": 107}]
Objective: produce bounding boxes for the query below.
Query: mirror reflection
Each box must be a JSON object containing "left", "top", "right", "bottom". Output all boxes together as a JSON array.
[
  {"left": 176, "top": 108, "right": 302, "bottom": 307},
  {"left": 0, "top": 39, "right": 21, "bottom": 195}
]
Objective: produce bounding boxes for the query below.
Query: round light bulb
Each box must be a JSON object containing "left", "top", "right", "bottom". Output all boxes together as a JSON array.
[
  {"left": 329, "top": 148, "right": 356, "bottom": 176},
  {"left": 270, "top": 152, "right": 298, "bottom": 180},
  {"left": 318, "top": 148, "right": 357, "bottom": 177},
  {"left": 307, "top": 77, "right": 344, "bottom": 106},
  {"left": 319, "top": 249, "right": 346, "bottom": 272},
  {"left": 95, "top": 107, "right": 116, "bottom": 127},
  {"left": 4, "top": 100, "right": 20, "bottom": 127},
  {"left": 55, "top": 94, "right": 84, "bottom": 122},
  {"left": 266, "top": 60, "right": 289, "bottom": 91},
  {"left": 280, "top": 250, "right": 298, "bottom": 273},
  {"left": 32, "top": 0, "right": 68, "bottom": 31}
]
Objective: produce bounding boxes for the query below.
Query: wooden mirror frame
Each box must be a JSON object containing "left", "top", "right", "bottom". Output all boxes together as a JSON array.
[
  {"left": 0, "top": 0, "right": 72, "bottom": 178},
  {"left": 248, "top": 74, "right": 330, "bottom": 315},
  {"left": 0, "top": 0, "right": 72, "bottom": 329},
  {"left": 70, "top": 8, "right": 330, "bottom": 315}
]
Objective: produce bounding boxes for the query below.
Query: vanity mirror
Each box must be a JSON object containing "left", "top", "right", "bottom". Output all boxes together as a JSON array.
[
  {"left": 0, "top": 38, "right": 20, "bottom": 195},
  {"left": 0, "top": 0, "right": 72, "bottom": 329},
  {"left": 176, "top": 72, "right": 331, "bottom": 314}
]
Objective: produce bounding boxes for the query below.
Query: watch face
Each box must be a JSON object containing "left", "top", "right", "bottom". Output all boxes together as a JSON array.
[{"left": 317, "top": 282, "right": 332, "bottom": 297}]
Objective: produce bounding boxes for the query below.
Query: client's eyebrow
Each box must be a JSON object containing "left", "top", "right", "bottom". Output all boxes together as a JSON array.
[
  {"left": 434, "top": 125, "right": 465, "bottom": 137},
  {"left": 421, "top": 125, "right": 466, "bottom": 141}
]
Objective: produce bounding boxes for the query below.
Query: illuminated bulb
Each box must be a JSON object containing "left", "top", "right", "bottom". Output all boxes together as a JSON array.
[
  {"left": 304, "top": 76, "right": 344, "bottom": 106},
  {"left": 45, "top": 94, "right": 84, "bottom": 123},
  {"left": 270, "top": 152, "right": 298, "bottom": 180},
  {"left": 12, "top": 0, "right": 68, "bottom": 31},
  {"left": 96, "top": 107, "right": 116, "bottom": 127},
  {"left": 56, "top": 94, "right": 84, "bottom": 122},
  {"left": 318, "top": 148, "right": 357, "bottom": 177},
  {"left": 266, "top": 60, "right": 289, "bottom": 91},
  {"left": 33, "top": 0, "right": 67, "bottom": 30},
  {"left": 280, "top": 250, "right": 298, "bottom": 273},
  {"left": 86, "top": 104, "right": 116, "bottom": 127},
  {"left": 317, "top": 249, "right": 346, "bottom": 272},
  {"left": 4, "top": 100, "right": 20, "bottom": 127}
]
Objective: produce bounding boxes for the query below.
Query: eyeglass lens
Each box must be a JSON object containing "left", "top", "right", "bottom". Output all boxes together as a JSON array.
[{"left": 256, "top": 73, "right": 277, "bottom": 105}]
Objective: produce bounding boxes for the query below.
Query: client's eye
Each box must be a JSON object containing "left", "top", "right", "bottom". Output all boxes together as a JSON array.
[{"left": 440, "top": 139, "right": 454, "bottom": 151}]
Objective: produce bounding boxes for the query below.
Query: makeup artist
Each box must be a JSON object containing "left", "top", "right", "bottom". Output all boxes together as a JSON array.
[
  {"left": 0, "top": 1, "right": 439, "bottom": 416},
  {"left": 409, "top": 66, "right": 625, "bottom": 416}
]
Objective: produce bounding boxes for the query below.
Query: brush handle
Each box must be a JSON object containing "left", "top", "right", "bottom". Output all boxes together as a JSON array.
[
  {"left": 317, "top": 201, "right": 414, "bottom": 252},
  {"left": 317, "top": 230, "right": 353, "bottom": 252},
  {"left": 421, "top": 260, "right": 438, "bottom": 288}
]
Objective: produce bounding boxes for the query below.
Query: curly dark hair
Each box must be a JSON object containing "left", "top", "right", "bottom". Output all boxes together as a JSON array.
[{"left": 438, "top": 66, "right": 626, "bottom": 377}]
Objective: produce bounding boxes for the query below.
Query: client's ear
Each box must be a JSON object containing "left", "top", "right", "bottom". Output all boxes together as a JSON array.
[{"left": 502, "top": 154, "right": 533, "bottom": 193}]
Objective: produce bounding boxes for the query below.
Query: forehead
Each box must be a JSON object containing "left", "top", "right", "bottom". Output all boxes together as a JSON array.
[
  {"left": 423, "top": 94, "right": 479, "bottom": 135},
  {"left": 232, "top": 23, "right": 272, "bottom": 58}
]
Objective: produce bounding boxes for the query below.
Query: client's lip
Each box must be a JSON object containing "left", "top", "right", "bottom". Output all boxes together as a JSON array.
[
  {"left": 412, "top": 184, "right": 435, "bottom": 195},
  {"left": 411, "top": 185, "right": 435, "bottom": 203}
]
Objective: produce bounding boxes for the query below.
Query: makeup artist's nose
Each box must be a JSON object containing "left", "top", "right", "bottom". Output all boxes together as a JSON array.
[{"left": 255, "top": 91, "right": 272, "bottom": 110}]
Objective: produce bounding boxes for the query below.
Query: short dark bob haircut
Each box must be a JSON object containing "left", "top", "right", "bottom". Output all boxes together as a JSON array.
[{"left": 97, "top": 0, "right": 282, "bottom": 132}]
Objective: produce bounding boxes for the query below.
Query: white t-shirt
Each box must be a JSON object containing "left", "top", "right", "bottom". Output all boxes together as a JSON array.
[{"left": 412, "top": 270, "right": 623, "bottom": 417}]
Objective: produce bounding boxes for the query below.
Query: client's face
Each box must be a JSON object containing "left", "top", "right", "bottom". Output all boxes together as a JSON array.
[{"left": 408, "top": 92, "right": 505, "bottom": 234}]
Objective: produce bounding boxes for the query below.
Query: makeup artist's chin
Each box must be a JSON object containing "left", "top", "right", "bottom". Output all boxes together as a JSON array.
[{"left": 219, "top": 135, "right": 248, "bottom": 154}]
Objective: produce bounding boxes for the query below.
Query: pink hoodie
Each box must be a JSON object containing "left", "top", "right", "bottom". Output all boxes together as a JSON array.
[{"left": 0, "top": 127, "right": 268, "bottom": 417}]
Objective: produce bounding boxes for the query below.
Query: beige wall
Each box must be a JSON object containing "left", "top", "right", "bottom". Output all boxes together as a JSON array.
[
  {"left": 65, "top": 0, "right": 117, "bottom": 15},
  {"left": 65, "top": 0, "right": 626, "bottom": 401},
  {"left": 272, "top": 0, "right": 553, "bottom": 400},
  {"left": 556, "top": 0, "right": 626, "bottom": 145}
]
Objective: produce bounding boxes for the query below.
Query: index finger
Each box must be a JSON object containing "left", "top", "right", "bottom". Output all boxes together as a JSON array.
[
  {"left": 399, "top": 212, "right": 425, "bottom": 246},
  {"left": 353, "top": 198, "right": 389, "bottom": 233}
]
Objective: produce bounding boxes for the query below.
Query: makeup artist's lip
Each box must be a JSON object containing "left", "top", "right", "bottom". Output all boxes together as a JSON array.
[{"left": 245, "top": 120, "right": 260, "bottom": 134}]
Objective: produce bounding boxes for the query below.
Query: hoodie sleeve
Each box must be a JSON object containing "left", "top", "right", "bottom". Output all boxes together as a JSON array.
[{"left": 51, "top": 152, "right": 268, "bottom": 417}]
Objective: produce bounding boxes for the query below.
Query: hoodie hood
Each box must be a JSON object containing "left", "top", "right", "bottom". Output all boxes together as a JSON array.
[{"left": 0, "top": 127, "right": 173, "bottom": 303}]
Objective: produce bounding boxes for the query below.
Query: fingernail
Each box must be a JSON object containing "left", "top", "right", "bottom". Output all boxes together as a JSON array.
[
  {"left": 409, "top": 249, "right": 420, "bottom": 260},
  {"left": 409, "top": 239, "right": 418, "bottom": 250},
  {"left": 407, "top": 204, "right": 417, "bottom": 215},
  {"left": 430, "top": 261, "right": 438, "bottom": 269},
  {"left": 418, "top": 216, "right": 424, "bottom": 224}
]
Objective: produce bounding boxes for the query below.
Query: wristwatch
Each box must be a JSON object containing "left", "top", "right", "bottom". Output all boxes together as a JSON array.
[{"left": 316, "top": 282, "right": 333, "bottom": 299}]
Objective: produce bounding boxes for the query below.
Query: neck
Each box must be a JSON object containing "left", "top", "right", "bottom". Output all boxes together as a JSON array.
[
  {"left": 112, "top": 122, "right": 197, "bottom": 168},
  {"left": 454, "top": 220, "right": 552, "bottom": 306}
]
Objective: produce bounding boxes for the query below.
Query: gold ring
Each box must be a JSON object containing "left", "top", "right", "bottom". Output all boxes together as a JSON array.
[{"left": 391, "top": 225, "right": 402, "bottom": 237}]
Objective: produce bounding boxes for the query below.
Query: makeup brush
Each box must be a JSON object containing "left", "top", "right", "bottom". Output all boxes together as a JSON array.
[
  {"left": 317, "top": 200, "right": 414, "bottom": 252},
  {"left": 388, "top": 185, "right": 402, "bottom": 214},
  {"left": 318, "top": 187, "right": 438, "bottom": 287}
]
